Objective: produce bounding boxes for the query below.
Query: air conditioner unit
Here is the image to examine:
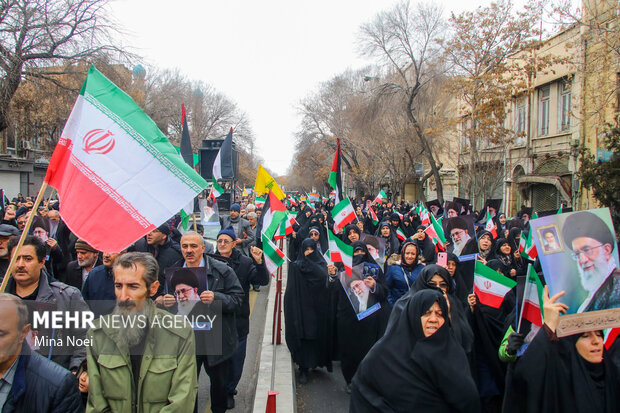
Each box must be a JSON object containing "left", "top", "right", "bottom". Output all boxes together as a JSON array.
[{"left": 20, "top": 141, "right": 31, "bottom": 150}]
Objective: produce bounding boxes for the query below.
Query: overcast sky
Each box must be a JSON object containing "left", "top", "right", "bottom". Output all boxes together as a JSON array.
[{"left": 111, "top": 0, "right": 491, "bottom": 176}]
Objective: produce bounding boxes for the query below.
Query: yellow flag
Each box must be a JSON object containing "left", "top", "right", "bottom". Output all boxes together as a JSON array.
[
  {"left": 254, "top": 164, "right": 286, "bottom": 199},
  {"left": 242, "top": 186, "right": 248, "bottom": 196}
]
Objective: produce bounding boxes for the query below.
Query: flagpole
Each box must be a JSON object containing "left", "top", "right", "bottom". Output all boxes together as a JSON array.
[
  {"left": 516, "top": 268, "right": 531, "bottom": 333},
  {"left": 0, "top": 182, "right": 48, "bottom": 292},
  {"left": 192, "top": 213, "right": 197, "bottom": 232},
  {"left": 46, "top": 188, "right": 56, "bottom": 205}
]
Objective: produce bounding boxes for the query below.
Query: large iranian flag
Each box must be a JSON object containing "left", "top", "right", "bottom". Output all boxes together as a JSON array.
[
  {"left": 473, "top": 261, "right": 517, "bottom": 308},
  {"left": 262, "top": 234, "right": 285, "bottom": 276},
  {"left": 45, "top": 66, "right": 206, "bottom": 252},
  {"left": 518, "top": 264, "right": 544, "bottom": 330},
  {"left": 328, "top": 230, "right": 353, "bottom": 276},
  {"left": 374, "top": 190, "right": 387, "bottom": 204},
  {"left": 331, "top": 197, "right": 356, "bottom": 232}
]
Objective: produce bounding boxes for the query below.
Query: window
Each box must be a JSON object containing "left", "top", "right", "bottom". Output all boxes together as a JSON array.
[
  {"left": 558, "top": 81, "right": 571, "bottom": 131},
  {"left": 538, "top": 86, "right": 550, "bottom": 136},
  {"left": 514, "top": 98, "right": 526, "bottom": 145},
  {"left": 461, "top": 118, "right": 469, "bottom": 150}
]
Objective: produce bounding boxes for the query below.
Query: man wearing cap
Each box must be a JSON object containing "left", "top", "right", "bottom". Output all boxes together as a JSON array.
[
  {"left": 220, "top": 203, "right": 255, "bottom": 255},
  {"left": 562, "top": 211, "right": 620, "bottom": 312},
  {"left": 445, "top": 217, "right": 478, "bottom": 257},
  {"left": 134, "top": 223, "right": 183, "bottom": 297},
  {"left": 0, "top": 224, "right": 19, "bottom": 279},
  {"left": 60, "top": 239, "right": 100, "bottom": 290}
]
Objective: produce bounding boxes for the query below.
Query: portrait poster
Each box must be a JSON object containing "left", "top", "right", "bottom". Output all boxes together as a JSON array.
[
  {"left": 530, "top": 208, "right": 620, "bottom": 335},
  {"left": 338, "top": 264, "right": 382, "bottom": 321},
  {"left": 360, "top": 233, "right": 386, "bottom": 268},
  {"left": 442, "top": 214, "right": 478, "bottom": 261},
  {"left": 164, "top": 267, "right": 210, "bottom": 329},
  {"left": 199, "top": 197, "right": 220, "bottom": 225}
]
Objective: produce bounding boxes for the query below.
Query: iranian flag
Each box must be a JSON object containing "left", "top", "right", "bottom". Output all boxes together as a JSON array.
[
  {"left": 420, "top": 206, "right": 431, "bottom": 226},
  {"left": 485, "top": 207, "right": 498, "bottom": 238},
  {"left": 328, "top": 138, "right": 344, "bottom": 203},
  {"left": 210, "top": 178, "right": 224, "bottom": 198},
  {"left": 256, "top": 190, "right": 287, "bottom": 242},
  {"left": 518, "top": 264, "right": 544, "bottom": 331},
  {"left": 255, "top": 197, "right": 266, "bottom": 208},
  {"left": 369, "top": 206, "right": 379, "bottom": 226},
  {"left": 396, "top": 227, "right": 407, "bottom": 242},
  {"left": 424, "top": 213, "right": 446, "bottom": 251},
  {"left": 604, "top": 328, "right": 620, "bottom": 350},
  {"left": 331, "top": 197, "right": 356, "bottom": 232},
  {"left": 374, "top": 190, "right": 387, "bottom": 204},
  {"left": 274, "top": 212, "right": 296, "bottom": 240},
  {"left": 45, "top": 66, "right": 206, "bottom": 253},
  {"left": 328, "top": 230, "right": 353, "bottom": 276},
  {"left": 262, "top": 234, "right": 285, "bottom": 276},
  {"left": 519, "top": 228, "right": 538, "bottom": 260},
  {"left": 473, "top": 261, "right": 517, "bottom": 308}
]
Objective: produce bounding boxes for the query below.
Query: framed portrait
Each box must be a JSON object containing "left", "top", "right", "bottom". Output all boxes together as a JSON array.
[{"left": 537, "top": 224, "right": 563, "bottom": 255}]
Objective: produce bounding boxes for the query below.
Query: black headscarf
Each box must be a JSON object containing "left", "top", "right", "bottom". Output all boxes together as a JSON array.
[
  {"left": 351, "top": 241, "right": 379, "bottom": 267},
  {"left": 343, "top": 224, "right": 361, "bottom": 245},
  {"left": 505, "top": 328, "right": 619, "bottom": 413},
  {"left": 376, "top": 222, "right": 400, "bottom": 257},
  {"left": 350, "top": 290, "right": 480, "bottom": 413},
  {"left": 477, "top": 230, "right": 494, "bottom": 260},
  {"left": 446, "top": 252, "right": 469, "bottom": 302}
]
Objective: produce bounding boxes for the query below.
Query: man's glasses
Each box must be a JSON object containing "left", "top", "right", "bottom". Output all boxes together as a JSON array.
[
  {"left": 217, "top": 239, "right": 232, "bottom": 245},
  {"left": 174, "top": 287, "right": 194, "bottom": 297},
  {"left": 570, "top": 244, "right": 604, "bottom": 261}
]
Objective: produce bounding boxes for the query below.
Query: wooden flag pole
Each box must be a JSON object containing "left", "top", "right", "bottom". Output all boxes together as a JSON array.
[
  {"left": 192, "top": 213, "right": 197, "bottom": 232},
  {"left": 46, "top": 188, "right": 57, "bottom": 206},
  {"left": 0, "top": 182, "right": 49, "bottom": 292}
]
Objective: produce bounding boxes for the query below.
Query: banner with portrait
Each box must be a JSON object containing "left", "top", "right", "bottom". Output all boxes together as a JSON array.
[
  {"left": 442, "top": 215, "right": 479, "bottom": 261},
  {"left": 338, "top": 264, "right": 382, "bottom": 321},
  {"left": 164, "top": 267, "right": 210, "bottom": 329},
  {"left": 530, "top": 208, "right": 620, "bottom": 335},
  {"left": 360, "top": 233, "right": 386, "bottom": 268}
]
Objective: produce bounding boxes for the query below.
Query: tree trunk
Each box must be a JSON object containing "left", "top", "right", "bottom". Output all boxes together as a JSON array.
[{"left": 0, "top": 64, "right": 24, "bottom": 133}]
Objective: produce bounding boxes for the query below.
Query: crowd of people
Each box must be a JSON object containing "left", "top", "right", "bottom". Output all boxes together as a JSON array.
[
  {"left": 282, "top": 195, "right": 620, "bottom": 413},
  {"left": 0, "top": 191, "right": 618, "bottom": 412}
]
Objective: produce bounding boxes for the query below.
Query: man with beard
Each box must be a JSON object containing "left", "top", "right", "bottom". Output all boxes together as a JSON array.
[
  {"left": 348, "top": 279, "right": 370, "bottom": 313},
  {"left": 445, "top": 217, "right": 478, "bottom": 257},
  {"left": 31, "top": 216, "right": 64, "bottom": 279},
  {"left": 6, "top": 236, "right": 89, "bottom": 372},
  {"left": 562, "top": 211, "right": 620, "bottom": 312},
  {"left": 171, "top": 231, "right": 243, "bottom": 413},
  {"left": 81, "top": 249, "right": 127, "bottom": 317},
  {"left": 0, "top": 224, "right": 19, "bottom": 279},
  {"left": 220, "top": 203, "right": 255, "bottom": 255},
  {"left": 61, "top": 239, "right": 100, "bottom": 290},
  {"left": 86, "top": 252, "right": 197, "bottom": 412}
]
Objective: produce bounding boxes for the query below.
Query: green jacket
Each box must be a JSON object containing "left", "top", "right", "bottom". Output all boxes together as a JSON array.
[{"left": 86, "top": 305, "right": 198, "bottom": 413}]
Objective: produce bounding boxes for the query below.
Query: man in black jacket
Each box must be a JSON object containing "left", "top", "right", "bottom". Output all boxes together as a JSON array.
[
  {"left": 215, "top": 226, "right": 270, "bottom": 408},
  {"left": 134, "top": 223, "right": 183, "bottom": 297},
  {"left": 163, "top": 230, "right": 244, "bottom": 413},
  {"left": 61, "top": 239, "right": 100, "bottom": 290},
  {"left": 0, "top": 294, "right": 82, "bottom": 412}
]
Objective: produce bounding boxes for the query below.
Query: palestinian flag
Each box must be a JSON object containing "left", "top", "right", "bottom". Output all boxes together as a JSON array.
[
  {"left": 213, "top": 127, "right": 234, "bottom": 180},
  {"left": 519, "top": 228, "right": 538, "bottom": 260},
  {"left": 256, "top": 190, "right": 288, "bottom": 242},
  {"left": 424, "top": 213, "right": 446, "bottom": 251},
  {"left": 274, "top": 212, "right": 296, "bottom": 240},
  {"left": 518, "top": 264, "right": 544, "bottom": 330},
  {"left": 331, "top": 197, "right": 356, "bottom": 232},
  {"left": 255, "top": 196, "right": 266, "bottom": 208},
  {"left": 485, "top": 207, "right": 498, "bottom": 238},
  {"left": 262, "top": 234, "right": 285, "bottom": 276},
  {"left": 328, "top": 230, "right": 353, "bottom": 276},
  {"left": 473, "top": 261, "right": 517, "bottom": 308},
  {"left": 44, "top": 65, "right": 206, "bottom": 253},
  {"left": 396, "top": 227, "right": 407, "bottom": 242},
  {"left": 211, "top": 178, "right": 224, "bottom": 198},
  {"left": 374, "top": 190, "right": 387, "bottom": 204},
  {"left": 328, "top": 138, "right": 344, "bottom": 203},
  {"left": 369, "top": 206, "right": 379, "bottom": 226}
]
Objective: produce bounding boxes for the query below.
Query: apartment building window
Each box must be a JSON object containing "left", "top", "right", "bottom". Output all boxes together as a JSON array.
[
  {"left": 514, "top": 98, "right": 526, "bottom": 145},
  {"left": 461, "top": 118, "right": 469, "bottom": 150},
  {"left": 538, "top": 86, "right": 550, "bottom": 136},
  {"left": 558, "top": 81, "right": 571, "bottom": 131}
]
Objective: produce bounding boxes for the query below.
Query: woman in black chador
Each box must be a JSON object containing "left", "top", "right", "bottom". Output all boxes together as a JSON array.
[
  {"left": 349, "top": 289, "right": 480, "bottom": 413},
  {"left": 284, "top": 238, "right": 331, "bottom": 384},
  {"left": 503, "top": 287, "right": 620, "bottom": 413}
]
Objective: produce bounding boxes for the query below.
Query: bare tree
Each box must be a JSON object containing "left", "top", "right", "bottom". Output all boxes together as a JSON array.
[
  {"left": 0, "top": 0, "right": 127, "bottom": 132},
  {"left": 358, "top": 0, "right": 447, "bottom": 202}
]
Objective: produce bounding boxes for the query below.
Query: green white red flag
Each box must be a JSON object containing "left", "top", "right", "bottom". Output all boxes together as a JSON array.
[
  {"left": 518, "top": 264, "right": 544, "bottom": 331},
  {"left": 396, "top": 227, "right": 406, "bottom": 241},
  {"left": 473, "top": 261, "right": 517, "bottom": 308},
  {"left": 211, "top": 178, "right": 224, "bottom": 198},
  {"left": 262, "top": 234, "right": 285, "bottom": 276},
  {"left": 419, "top": 206, "right": 431, "bottom": 226},
  {"left": 256, "top": 190, "right": 288, "bottom": 242},
  {"left": 604, "top": 328, "right": 619, "bottom": 350},
  {"left": 45, "top": 66, "right": 206, "bottom": 253},
  {"left": 274, "top": 212, "right": 296, "bottom": 240},
  {"left": 331, "top": 197, "right": 356, "bottom": 232},
  {"left": 519, "top": 227, "right": 538, "bottom": 260},
  {"left": 485, "top": 207, "right": 497, "bottom": 238},
  {"left": 369, "top": 206, "right": 379, "bottom": 226},
  {"left": 374, "top": 190, "right": 387, "bottom": 204},
  {"left": 424, "top": 212, "right": 446, "bottom": 251},
  {"left": 328, "top": 229, "right": 353, "bottom": 276},
  {"left": 255, "top": 196, "right": 266, "bottom": 208},
  {"left": 328, "top": 138, "right": 343, "bottom": 204}
]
